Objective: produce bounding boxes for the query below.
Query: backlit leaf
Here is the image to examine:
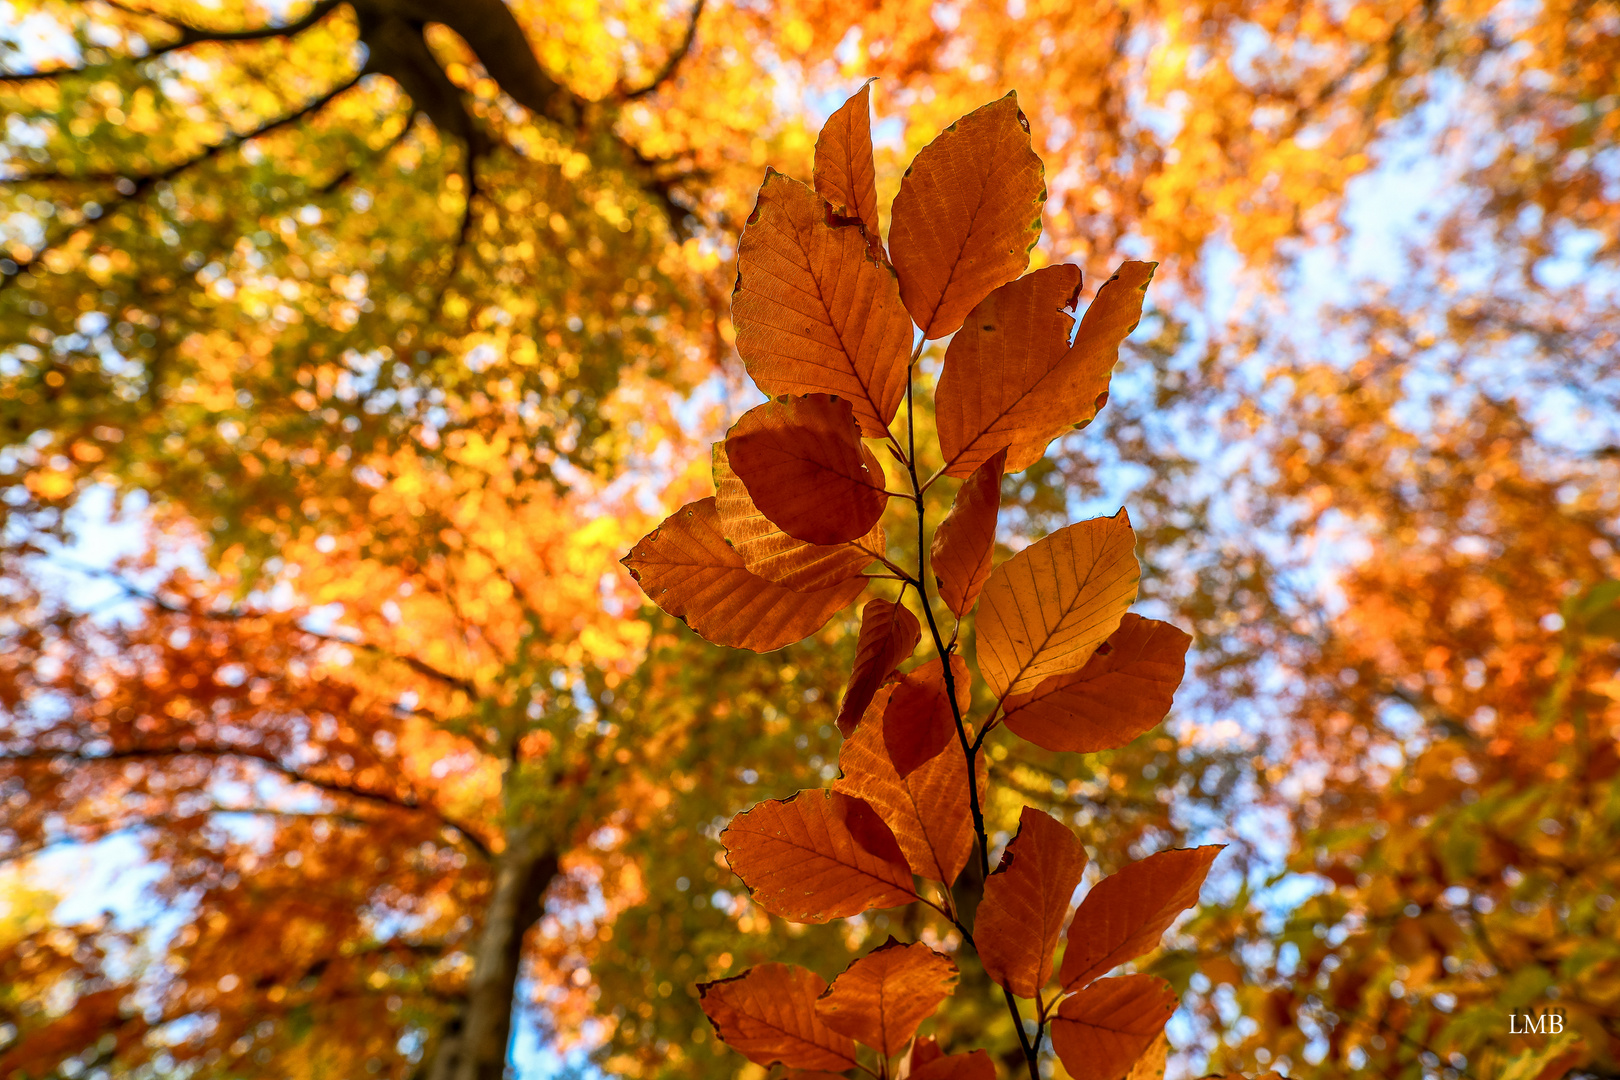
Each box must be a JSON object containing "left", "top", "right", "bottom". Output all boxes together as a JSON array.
[
  {"left": 714, "top": 441, "right": 884, "bottom": 591},
  {"left": 697, "top": 963, "right": 859, "bottom": 1071},
  {"left": 726, "top": 394, "right": 889, "bottom": 545},
  {"left": 1002, "top": 614, "right": 1191, "bottom": 753},
  {"left": 834, "top": 685, "right": 980, "bottom": 885},
  {"left": 621, "top": 498, "right": 864, "bottom": 652},
  {"left": 936, "top": 262, "right": 1155, "bottom": 477},
  {"left": 1049, "top": 975, "right": 1177, "bottom": 1080},
  {"left": 733, "top": 171, "right": 913, "bottom": 437},
  {"left": 1058, "top": 846, "right": 1223, "bottom": 991},
  {"left": 976, "top": 807, "right": 1088, "bottom": 998},
  {"left": 722, "top": 789, "right": 919, "bottom": 923},
  {"left": 908, "top": 1047, "right": 996, "bottom": 1080},
  {"left": 814, "top": 938, "right": 959, "bottom": 1057},
  {"left": 813, "top": 81, "right": 881, "bottom": 239},
  {"left": 930, "top": 447, "right": 1005, "bottom": 617},
  {"left": 975, "top": 510, "right": 1140, "bottom": 698},
  {"left": 889, "top": 93, "right": 1046, "bottom": 338},
  {"left": 836, "top": 598, "right": 922, "bottom": 735},
  {"left": 882, "top": 655, "right": 971, "bottom": 778}
]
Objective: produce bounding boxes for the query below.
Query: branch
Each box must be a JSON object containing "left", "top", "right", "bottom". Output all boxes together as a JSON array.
[
  {"left": 0, "top": 745, "right": 495, "bottom": 861},
  {"left": 616, "top": 0, "right": 705, "bottom": 101},
  {"left": 47, "top": 558, "right": 482, "bottom": 699},
  {"left": 0, "top": 0, "right": 348, "bottom": 84},
  {"left": 1, "top": 72, "right": 362, "bottom": 291}
]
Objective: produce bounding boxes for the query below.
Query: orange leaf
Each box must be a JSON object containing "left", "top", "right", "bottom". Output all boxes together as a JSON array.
[
  {"left": 905, "top": 1039, "right": 995, "bottom": 1080},
  {"left": 929, "top": 447, "right": 1004, "bottom": 616},
  {"left": 882, "top": 654, "right": 971, "bottom": 777},
  {"left": 814, "top": 80, "right": 880, "bottom": 238},
  {"left": 1058, "top": 846, "right": 1222, "bottom": 991},
  {"left": 814, "top": 938, "right": 958, "bottom": 1057},
  {"left": 834, "top": 685, "right": 980, "bottom": 885},
  {"left": 727, "top": 394, "right": 889, "bottom": 545},
  {"left": 1125, "top": 1033, "right": 1169, "bottom": 1080},
  {"left": 1002, "top": 614, "right": 1191, "bottom": 753},
  {"left": 889, "top": 92, "right": 1046, "bottom": 338},
  {"left": 722, "top": 789, "right": 919, "bottom": 923},
  {"left": 1049, "top": 975, "right": 1177, "bottom": 1080},
  {"left": 976, "top": 807, "right": 1088, "bottom": 998},
  {"left": 733, "top": 171, "right": 913, "bottom": 437},
  {"left": 935, "top": 261, "right": 1155, "bottom": 477},
  {"left": 622, "top": 498, "right": 864, "bottom": 652},
  {"left": 934, "top": 265, "right": 1079, "bottom": 476},
  {"left": 698, "top": 963, "right": 859, "bottom": 1071},
  {"left": 975, "top": 510, "right": 1140, "bottom": 699},
  {"left": 714, "top": 440, "right": 884, "bottom": 590},
  {"left": 839, "top": 790, "right": 911, "bottom": 865},
  {"left": 837, "top": 598, "right": 922, "bottom": 734}
]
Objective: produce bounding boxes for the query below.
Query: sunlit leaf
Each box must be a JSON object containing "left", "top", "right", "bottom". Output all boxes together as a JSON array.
[
  {"left": 1049, "top": 975, "right": 1177, "bottom": 1080},
  {"left": 882, "top": 655, "right": 971, "bottom": 778},
  {"left": 813, "top": 80, "right": 881, "bottom": 239},
  {"left": 976, "top": 807, "right": 1088, "bottom": 998},
  {"left": 814, "top": 937, "right": 958, "bottom": 1057},
  {"left": 836, "top": 598, "right": 922, "bottom": 734},
  {"left": 930, "top": 447, "right": 1005, "bottom": 617},
  {"left": 698, "top": 963, "right": 859, "bottom": 1071},
  {"left": 1058, "top": 846, "right": 1223, "bottom": 991}
]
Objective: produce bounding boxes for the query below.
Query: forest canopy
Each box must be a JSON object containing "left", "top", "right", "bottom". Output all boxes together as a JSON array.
[{"left": 0, "top": 0, "right": 1616, "bottom": 1078}]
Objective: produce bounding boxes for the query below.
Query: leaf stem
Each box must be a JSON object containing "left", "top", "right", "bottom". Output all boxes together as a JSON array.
[{"left": 903, "top": 335, "right": 1039, "bottom": 1080}]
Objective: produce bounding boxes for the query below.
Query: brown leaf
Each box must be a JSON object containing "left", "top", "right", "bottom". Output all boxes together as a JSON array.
[
  {"left": 882, "top": 654, "right": 971, "bottom": 777},
  {"left": 935, "top": 261, "right": 1155, "bottom": 477},
  {"left": 976, "top": 807, "right": 1088, "bottom": 998},
  {"left": 934, "top": 265, "right": 1080, "bottom": 476},
  {"left": 889, "top": 92, "right": 1046, "bottom": 338},
  {"left": 975, "top": 509, "right": 1140, "bottom": 699},
  {"left": 837, "top": 598, "right": 922, "bottom": 734},
  {"left": 834, "top": 685, "right": 981, "bottom": 885},
  {"left": 714, "top": 440, "right": 884, "bottom": 590},
  {"left": 733, "top": 171, "right": 913, "bottom": 437},
  {"left": 814, "top": 937, "right": 958, "bottom": 1057},
  {"left": 1002, "top": 614, "right": 1191, "bottom": 753},
  {"left": 722, "top": 789, "right": 919, "bottom": 923},
  {"left": 622, "top": 498, "right": 864, "bottom": 652},
  {"left": 1125, "top": 1033, "right": 1169, "bottom": 1080},
  {"left": 907, "top": 1046, "right": 995, "bottom": 1080},
  {"left": 726, "top": 394, "right": 889, "bottom": 546},
  {"left": 838, "top": 791, "right": 910, "bottom": 865},
  {"left": 1058, "top": 845, "right": 1223, "bottom": 991},
  {"left": 930, "top": 447, "right": 1004, "bottom": 616},
  {"left": 1049, "top": 975, "right": 1177, "bottom": 1080},
  {"left": 814, "top": 80, "right": 880, "bottom": 238},
  {"left": 698, "top": 963, "right": 859, "bottom": 1071}
]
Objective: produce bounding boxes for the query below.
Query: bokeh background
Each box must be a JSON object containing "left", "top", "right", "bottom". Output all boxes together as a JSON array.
[{"left": 1, "top": 0, "right": 1617, "bottom": 1077}]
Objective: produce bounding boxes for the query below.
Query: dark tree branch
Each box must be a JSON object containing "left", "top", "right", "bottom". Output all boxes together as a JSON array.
[
  {"left": 0, "top": 0, "right": 348, "bottom": 83},
  {"left": 0, "top": 746, "right": 495, "bottom": 860},
  {"left": 616, "top": 0, "right": 705, "bottom": 101},
  {"left": 1, "top": 73, "right": 363, "bottom": 291}
]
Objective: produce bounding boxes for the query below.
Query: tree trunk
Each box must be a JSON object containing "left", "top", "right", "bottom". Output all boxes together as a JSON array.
[{"left": 434, "top": 838, "right": 559, "bottom": 1080}]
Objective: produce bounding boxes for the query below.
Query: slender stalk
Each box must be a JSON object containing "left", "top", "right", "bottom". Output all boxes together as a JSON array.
[{"left": 902, "top": 338, "right": 1041, "bottom": 1080}]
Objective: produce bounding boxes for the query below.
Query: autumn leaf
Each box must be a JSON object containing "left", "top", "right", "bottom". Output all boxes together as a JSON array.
[
  {"left": 1126, "top": 1033, "right": 1169, "bottom": 1080},
  {"left": 834, "top": 685, "right": 982, "bottom": 885},
  {"left": 713, "top": 441, "right": 885, "bottom": 591},
  {"left": 907, "top": 1044, "right": 996, "bottom": 1080},
  {"left": 1049, "top": 975, "right": 1178, "bottom": 1080},
  {"left": 1058, "top": 845, "right": 1223, "bottom": 991},
  {"left": 1002, "top": 614, "right": 1191, "bottom": 753},
  {"left": 814, "top": 938, "right": 958, "bottom": 1057},
  {"left": 726, "top": 394, "right": 890, "bottom": 545},
  {"left": 697, "top": 963, "right": 859, "bottom": 1071},
  {"left": 935, "top": 262, "right": 1155, "bottom": 477},
  {"left": 930, "top": 447, "right": 1005, "bottom": 617},
  {"left": 732, "top": 171, "right": 913, "bottom": 437},
  {"left": 975, "top": 807, "right": 1088, "bottom": 998},
  {"left": 888, "top": 93, "right": 1046, "bottom": 338},
  {"left": 621, "top": 498, "right": 864, "bottom": 652},
  {"left": 836, "top": 598, "right": 922, "bottom": 734},
  {"left": 882, "top": 654, "right": 971, "bottom": 778},
  {"left": 721, "top": 789, "right": 919, "bottom": 923},
  {"left": 813, "top": 81, "right": 881, "bottom": 239},
  {"left": 975, "top": 510, "right": 1141, "bottom": 699}
]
